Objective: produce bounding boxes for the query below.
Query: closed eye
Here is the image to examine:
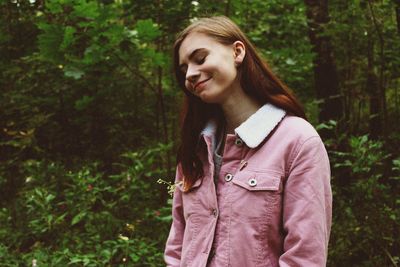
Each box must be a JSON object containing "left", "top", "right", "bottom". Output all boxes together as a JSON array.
[
  {"left": 178, "top": 57, "right": 205, "bottom": 75},
  {"left": 178, "top": 48, "right": 209, "bottom": 75},
  {"left": 196, "top": 56, "right": 206, "bottom": 65}
]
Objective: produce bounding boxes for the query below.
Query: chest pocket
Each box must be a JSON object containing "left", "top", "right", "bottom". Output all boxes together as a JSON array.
[{"left": 229, "top": 170, "right": 283, "bottom": 222}]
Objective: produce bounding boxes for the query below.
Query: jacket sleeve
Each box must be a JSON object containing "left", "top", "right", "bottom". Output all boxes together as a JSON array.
[
  {"left": 164, "top": 166, "right": 185, "bottom": 267},
  {"left": 279, "top": 136, "right": 332, "bottom": 267}
]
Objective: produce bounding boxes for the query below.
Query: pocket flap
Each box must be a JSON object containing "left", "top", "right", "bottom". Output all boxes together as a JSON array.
[
  {"left": 176, "top": 178, "right": 202, "bottom": 192},
  {"left": 232, "top": 170, "right": 282, "bottom": 191}
]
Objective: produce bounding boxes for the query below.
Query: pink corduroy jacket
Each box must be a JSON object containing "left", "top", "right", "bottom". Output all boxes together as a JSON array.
[{"left": 164, "top": 104, "right": 332, "bottom": 267}]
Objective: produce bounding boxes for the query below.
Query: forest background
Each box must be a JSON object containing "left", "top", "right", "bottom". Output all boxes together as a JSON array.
[{"left": 1, "top": 0, "right": 399, "bottom": 266}]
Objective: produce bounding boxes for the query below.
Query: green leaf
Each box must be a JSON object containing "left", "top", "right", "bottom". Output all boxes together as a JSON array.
[
  {"left": 45, "top": 193, "right": 55, "bottom": 202},
  {"left": 141, "top": 48, "right": 167, "bottom": 67},
  {"left": 60, "top": 26, "right": 76, "bottom": 50},
  {"left": 64, "top": 66, "right": 84, "bottom": 79},
  {"left": 285, "top": 58, "right": 296, "bottom": 65},
  {"left": 47, "top": 214, "right": 53, "bottom": 224},
  {"left": 45, "top": 0, "right": 63, "bottom": 13},
  {"left": 73, "top": 0, "right": 99, "bottom": 20},
  {"left": 37, "top": 23, "right": 64, "bottom": 63},
  {"left": 157, "top": 215, "right": 172, "bottom": 222},
  {"left": 71, "top": 212, "right": 86, "bottom": 226},
  {"left": 102, "top": 24, "right": 125, "bottom": 46},
  {"left": 69, "top": 257, "right": 83, "bottom": 264},
  {"left": 75, "top": 95, "right": 93, "bottom": 111},
  {"left": 83, "top": 44, "right": 104, "bottom": 64},
  {"left": 55, "top": 213, "right": 67, "bottom": 224},
  {"left": 135, "top": 19, "right": 161, "bottom": 42}
]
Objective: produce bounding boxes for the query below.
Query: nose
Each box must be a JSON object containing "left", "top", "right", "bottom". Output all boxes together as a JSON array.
[{"left": 185, "top": 65, "right": 200, "bottom": 84}]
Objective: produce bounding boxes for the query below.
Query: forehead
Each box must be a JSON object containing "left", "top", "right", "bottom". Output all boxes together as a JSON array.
[{"left": 178, "top": 32, "right": 221, "bottom": 63}]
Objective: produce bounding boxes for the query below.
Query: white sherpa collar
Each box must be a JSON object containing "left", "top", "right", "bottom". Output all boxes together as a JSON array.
[
  {"left": 201, "top": 103, "right": 286, "bottom": 148},
  {"left": 235, "top": 103, "right": 286, "bottom": 148}
]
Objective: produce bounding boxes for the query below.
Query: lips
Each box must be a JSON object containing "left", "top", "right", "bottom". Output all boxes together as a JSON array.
[{"left": 193, "top": 77, "right": 211, "bottom": 92}]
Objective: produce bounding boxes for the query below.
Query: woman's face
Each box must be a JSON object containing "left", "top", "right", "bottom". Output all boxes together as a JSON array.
[{"left": 178, "top": 32, "right": 244, "bottom": 104}]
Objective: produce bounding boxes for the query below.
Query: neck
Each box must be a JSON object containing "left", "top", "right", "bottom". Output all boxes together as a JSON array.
[{"left": 220, "top": 86, "right": 261, "bottom": 134}]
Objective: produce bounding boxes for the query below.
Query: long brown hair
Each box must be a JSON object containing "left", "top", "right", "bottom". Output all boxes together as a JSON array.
[{"left": 173, "top": 16, "right": 306, "bottom": 191}]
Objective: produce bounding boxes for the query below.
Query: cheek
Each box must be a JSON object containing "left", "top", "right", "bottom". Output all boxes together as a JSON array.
[
  {"left": 214, "top": 58, "right": 237, "bottom": 81},
  {"left": 216, "top": 67, "right": 237, "bottom": 85}
]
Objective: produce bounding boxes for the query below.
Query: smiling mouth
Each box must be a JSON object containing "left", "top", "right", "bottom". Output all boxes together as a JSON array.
[{"left": 194, "top": 78, "right": 211, "bottom": 91}]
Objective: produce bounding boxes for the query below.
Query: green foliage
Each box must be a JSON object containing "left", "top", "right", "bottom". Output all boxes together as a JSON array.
[
  {"left": 37, "top": 23, "right": 65, "bottom": 63},
  {"left": 327, "top": 133, "right": 400, "bottom": 267},
  {"left": 135, "top": 19, "right": 161, "bottom": 42},
  {"left": 1, "top": 0, "right": 399, "bottom": 266},
  {"left": 0, "top": 143, "right": 172, "bottom": 266}
]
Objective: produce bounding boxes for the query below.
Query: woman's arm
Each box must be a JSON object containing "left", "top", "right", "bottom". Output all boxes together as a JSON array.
[
  {"left": 164, "top": 167, "right": 185, "bottom": 267},
  {"left": 279, "top": 136, "right": 332, "bottom": 267}
]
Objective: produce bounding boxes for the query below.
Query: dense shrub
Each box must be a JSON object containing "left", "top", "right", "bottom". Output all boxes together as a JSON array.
[
  {"left": 327, "top": 134, "right": 400, "bottom": 266},
  {"left": 0, "top": 144, "right": 172, "bottom": 266}
]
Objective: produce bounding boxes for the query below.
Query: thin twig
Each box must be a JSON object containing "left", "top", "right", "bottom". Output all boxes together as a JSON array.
[
  {"left": 112, "top": 52, "right": 156, "bottom": 94},
  {"left": 382, "top": 246, "right": 398, "bottom": 267}
]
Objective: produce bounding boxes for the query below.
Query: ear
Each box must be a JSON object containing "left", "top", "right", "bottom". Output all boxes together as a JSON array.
[{"left": 233, "top": 41, "right": 245, "bottom": 66}]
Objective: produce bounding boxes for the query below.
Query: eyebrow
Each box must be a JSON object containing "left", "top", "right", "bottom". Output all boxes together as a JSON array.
[{"left": 179, "top": 48, "right": 208, "bottom": 70}]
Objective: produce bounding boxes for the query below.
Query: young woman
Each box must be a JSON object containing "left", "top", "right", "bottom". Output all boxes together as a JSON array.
[{"left": 164, "top": 16, "right": 332, "bottom": 267}]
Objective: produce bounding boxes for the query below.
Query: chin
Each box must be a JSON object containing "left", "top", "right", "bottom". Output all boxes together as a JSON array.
[{"left": 198, "top": 93, "right": 222, "bottom": 104}]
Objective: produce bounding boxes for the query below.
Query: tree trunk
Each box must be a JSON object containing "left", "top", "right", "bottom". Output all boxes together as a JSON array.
[
  {"left": 367, "top": 0, "right": 387, "bottom": 139},
  {"left": 396, "top": 0, "right": 400, "bottom": 35},
  {"left": 304, "top": 0, "right": 343, "bottom": 131},
  {"left": 157, "top": 66, "right": 171, "bottom": 171},
  {"left": 156, "top": 0, "right": 172, "bottom": 203},
  {"left": 366, "top": 37, "right": 381, "bottom": 139}
]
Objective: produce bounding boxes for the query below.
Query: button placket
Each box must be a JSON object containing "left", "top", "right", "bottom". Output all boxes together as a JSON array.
[{"left": 211, "top": 208, "right": 218, "bottom": 218}]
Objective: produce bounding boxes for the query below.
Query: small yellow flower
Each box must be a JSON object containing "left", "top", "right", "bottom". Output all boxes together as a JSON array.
[
  {"left": 126, "top": 223, "right": 135, "bottom": 232},
  {"left": 118, "top": 234, "right": 129, "bottom": 241}
]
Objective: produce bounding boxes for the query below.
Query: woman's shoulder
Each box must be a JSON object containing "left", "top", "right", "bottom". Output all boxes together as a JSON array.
[{"left": 276, "top": 115, "right": 322, "bottom": 142}]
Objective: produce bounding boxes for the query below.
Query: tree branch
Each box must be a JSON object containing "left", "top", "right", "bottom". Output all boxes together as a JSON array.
[{"left": 112, "top": 52, "right": 156, "bottom": 94}]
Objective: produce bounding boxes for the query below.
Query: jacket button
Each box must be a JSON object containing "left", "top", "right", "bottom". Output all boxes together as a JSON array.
[
  {"left": 212, "top": 209, "right": 218, "bottom": 217},
  {"left": 224, "top": 173, "right": 233, "bottom": 182},
  {"left": 248, "top": 178, "right": 257, "bottom": 187},
  {"left": 234, "top": 138, "right": 243, "bottom": 146}
]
